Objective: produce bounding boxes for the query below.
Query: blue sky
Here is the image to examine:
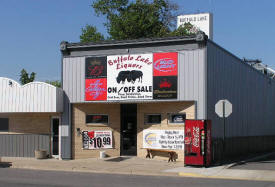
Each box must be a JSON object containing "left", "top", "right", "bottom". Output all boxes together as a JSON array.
[{"left": 0, "top": 0, "right": 274, "bottom": 81}]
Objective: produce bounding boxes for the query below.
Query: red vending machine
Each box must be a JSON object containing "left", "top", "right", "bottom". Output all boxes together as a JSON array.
[{"left": 184, "top": 120, "right": 211, "bottom": 167}]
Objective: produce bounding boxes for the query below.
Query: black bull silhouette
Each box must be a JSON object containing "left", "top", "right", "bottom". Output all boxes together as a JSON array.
[{"left": 116, "top": 70, "right": 143, "bottom": 84}]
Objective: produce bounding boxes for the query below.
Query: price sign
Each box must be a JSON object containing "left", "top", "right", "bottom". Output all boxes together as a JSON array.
[{"left": 82, "top": 131, "right": 113, "bottom": 149}]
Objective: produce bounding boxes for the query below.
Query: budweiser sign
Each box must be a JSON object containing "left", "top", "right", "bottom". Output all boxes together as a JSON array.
[
  {"left": 154, "top": 58, "right": 176, "bottom": 73},
  {"left": 153, "top": 52, "right": 178, "bottom": 76}
]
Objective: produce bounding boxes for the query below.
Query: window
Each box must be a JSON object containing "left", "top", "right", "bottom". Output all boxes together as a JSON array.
[
  {"left": 145, "top": 114, "right": 161, "bottom": 124},
  {"left": 86, "top": 114, "right": 108, "bottom": 124},
  {"left": 0, "top": 118, "right": 9, "bottom": 132},
  {"left": 169, "top": 113, "right": 186, "bottom": 124}
]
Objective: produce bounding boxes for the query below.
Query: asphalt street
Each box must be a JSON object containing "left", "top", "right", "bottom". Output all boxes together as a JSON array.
[{"left": 0, "top": 168, "right": 275, "bottom": 187}]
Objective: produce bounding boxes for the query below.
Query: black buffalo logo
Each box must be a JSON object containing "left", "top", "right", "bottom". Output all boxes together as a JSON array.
[{"left": 116, "top": 70, "right": 143, "bottom": 84}]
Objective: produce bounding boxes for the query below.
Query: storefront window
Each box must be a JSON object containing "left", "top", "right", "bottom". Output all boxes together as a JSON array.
[
  {"left": 169, "top": 113, "right": 186, "bottom": 124},
  {"left": 145, "top": 114, "right": 161, "bottom": 124},
  {"left": 0, "top": 118, "right": 9, "bottom": 132},
  {"left": 86, "top": 114, "right": 108, "bottom": 125}
]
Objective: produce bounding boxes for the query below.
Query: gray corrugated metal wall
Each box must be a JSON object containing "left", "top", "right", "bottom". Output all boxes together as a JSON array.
[
  {"left": 61, "top": 95, "right": 71, "bottom": 159},
  {"left": 63, "top": 57, "right": 85, "bottom": 103},
  {"left": 0, "top": 134, "right": 50, "bottom": 157},
  {"left": 179, "top": 49, "right": 206, "bottom": 119},
  {"left": 63, "top": 49, "right": 207, "bottom": 119},
  {"left": 207, "top": 41, "right": 275, "bottom": 159}
]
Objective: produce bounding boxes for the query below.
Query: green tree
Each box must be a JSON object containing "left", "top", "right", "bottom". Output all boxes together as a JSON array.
[
  {"left": 80, "top": 25, "right": 105, "bottom": 43},
  {"left": 45, "top": 80, "right": 61, "bottom": 88},
  {"left": 80, "top": 0, "right": 201, "bottom": 42},
  {"left": 19, "top": 69, "right": 36, "bottom": 85},
  {"left": 169, "top": 22, "right": 199, "bottom": 37}
]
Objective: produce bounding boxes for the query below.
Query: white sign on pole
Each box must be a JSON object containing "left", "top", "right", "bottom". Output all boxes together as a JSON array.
[
  {"left": 143, "top": 130, "right": 184, "bottom": 150},
  {"left": 177, "top": 13, "right": 213, "bottom": 40},
  {"left": 215, "top": 99, "right": 232, "bottom": 118}
]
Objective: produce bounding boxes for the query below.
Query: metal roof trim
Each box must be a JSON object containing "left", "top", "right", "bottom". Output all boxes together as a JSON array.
[{"left": 64, "top": 35, "right": 199, "bottom": 50}]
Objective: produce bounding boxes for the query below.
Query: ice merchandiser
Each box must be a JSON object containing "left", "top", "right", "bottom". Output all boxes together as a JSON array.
[{"left": 184, "top": 120, "right": 211, "bottom": 167}]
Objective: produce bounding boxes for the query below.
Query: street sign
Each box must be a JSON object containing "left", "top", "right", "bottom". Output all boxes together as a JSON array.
[{"left": 215, "top": 99, "right": 232, "bottom": 118}]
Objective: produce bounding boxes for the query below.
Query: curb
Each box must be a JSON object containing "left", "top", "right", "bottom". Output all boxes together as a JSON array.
[
  {"left": 9, "top": 165, "right": 181, "bottom": 178},
  {"left": 178, "top": 172, "right": 275, "bottom": 182}
]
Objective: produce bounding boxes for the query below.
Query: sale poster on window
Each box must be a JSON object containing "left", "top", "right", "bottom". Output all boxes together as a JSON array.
[{"left": 82, "top": 130, "right": 113, "bottom": 149}]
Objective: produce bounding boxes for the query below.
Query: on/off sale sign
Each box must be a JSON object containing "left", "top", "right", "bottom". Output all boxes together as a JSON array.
[
  {"left": 82, "top": 131, "right": 112, "bottom": 149},
  {"left": 107, "top": 54, "right": 153, "bottom": 100}
]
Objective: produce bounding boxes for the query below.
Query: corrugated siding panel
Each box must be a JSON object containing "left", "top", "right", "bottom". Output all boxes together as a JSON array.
[
  {"left": 207, "top": 42, "right": 275, "bottom": 138},
  {"left": 62, "top": 51, "right": 207, "bottom": 119},
  {"left": 0, "top": 134, "right": 50, "bottom": 157},
  {"left": 0, "top": 77, "right": 63, "bottom": 112},
  {"left": 179, "top": 49, "right": 206, "bottom": 119},
  {"left": 62, "top": 57, "right": 85, "bottom": 103}
]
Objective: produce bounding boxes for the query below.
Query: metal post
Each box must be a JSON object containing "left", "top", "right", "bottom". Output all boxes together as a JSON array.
[{"left": 223, "top": 100, "right": 226, "bottom": 164}]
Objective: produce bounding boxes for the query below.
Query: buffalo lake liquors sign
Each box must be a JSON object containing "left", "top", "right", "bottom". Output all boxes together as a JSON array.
[
  {"left": 107, "top": 54, "right": 153, "bottom": 100},
  {"left": 85, "top": 52, "right": 178, "bottom": 101},
  {"left": 143, "top": 130, "right": 184, "bottom": 150},
  {"left": 82, "top": 130, "right": 113, "bottom": 149}
]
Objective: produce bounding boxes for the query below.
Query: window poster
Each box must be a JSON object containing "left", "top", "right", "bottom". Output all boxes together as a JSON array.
[{"left": 82, "top": 130, "right": 113, "bottom": 149}]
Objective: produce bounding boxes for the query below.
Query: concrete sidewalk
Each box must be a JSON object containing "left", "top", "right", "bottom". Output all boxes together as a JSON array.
[
  {"left": 1, "top": 155, "right": 275, "bottom": 182},
  {"left": 0, "top": 156, "right": 185, "bottom": 177}
]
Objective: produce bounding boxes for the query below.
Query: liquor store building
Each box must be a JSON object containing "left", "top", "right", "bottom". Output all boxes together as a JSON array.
[{"left": 60, "top": 33, "right": 275, "bottom": 162}]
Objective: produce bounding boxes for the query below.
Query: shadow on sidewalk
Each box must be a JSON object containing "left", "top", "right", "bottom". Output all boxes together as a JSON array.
[
  {"left": 0, "top": 162, "right": 12, "bottom": 168},
  {"left": 104, "top": 157, "right": 132, "bottom": 162}
]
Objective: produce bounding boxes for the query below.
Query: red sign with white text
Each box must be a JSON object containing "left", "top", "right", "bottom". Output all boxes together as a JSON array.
[
  {"left": 85, "top": 79, "right": 107, "bottom": 101},
  {"left": 153, "top": 52, "right": 178, "bottom": 76}
]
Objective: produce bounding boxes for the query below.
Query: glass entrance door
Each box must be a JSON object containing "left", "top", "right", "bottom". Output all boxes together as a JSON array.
[
  {"left": 120, "top": 104, "right": 137, "bottom": 156},
  {"left": 51, "top": 118, "right": 59, "bottom": 156}
]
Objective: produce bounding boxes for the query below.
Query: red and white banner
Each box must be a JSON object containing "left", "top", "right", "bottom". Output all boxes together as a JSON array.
[
  {"left": 82, "top": 130, "right": 112, "bottom": 149},
  {"left": 85, "top": 78, "right": 107, "bottom": 101},
  {"left": 153, "top": 52, "right": 178, "bottom": 76}
]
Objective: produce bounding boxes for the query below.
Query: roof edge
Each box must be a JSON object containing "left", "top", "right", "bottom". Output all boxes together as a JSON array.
[{"left": 60, "top": 32, "right": 208, "bottom": 52}]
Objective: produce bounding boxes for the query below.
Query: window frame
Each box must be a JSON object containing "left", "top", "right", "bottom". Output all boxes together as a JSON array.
[
  {"left": 85, "top": 114, "right": 109, "bottom": 126},
  {"left": 144, "top": 114, "right": 162, "bottom": 125},
  {"left": 0, "top": 118, "right": 9, "bottom": 132}
]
